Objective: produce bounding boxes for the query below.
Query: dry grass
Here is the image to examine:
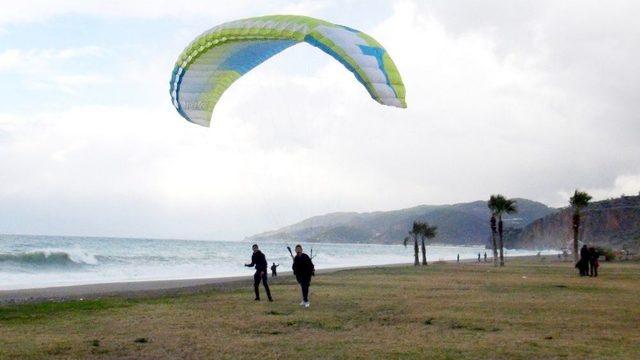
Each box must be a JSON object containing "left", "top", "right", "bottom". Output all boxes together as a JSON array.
[{"left": 1, "top": 258, "right": 639, "bottom": 359}]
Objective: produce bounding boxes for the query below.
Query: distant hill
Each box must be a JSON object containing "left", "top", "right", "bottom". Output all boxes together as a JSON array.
[
  {"left": 509, "top": 195, "right": 640, "bottom": 251},
  {"left": 246, "top": 199, "right": 556, "bottom": 246}
]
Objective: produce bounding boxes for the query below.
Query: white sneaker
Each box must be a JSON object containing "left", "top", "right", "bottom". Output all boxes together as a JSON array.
[
  {"left": 304, "top": 302, "right": 310, "bottom": 308},
  {"left": 299, "top": 301, "right": 305, "bottom": 306}
]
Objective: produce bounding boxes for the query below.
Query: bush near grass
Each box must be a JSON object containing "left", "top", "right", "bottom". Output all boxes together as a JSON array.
[{"left": 594, "top": 246, "right": 617, "bottom": 261}]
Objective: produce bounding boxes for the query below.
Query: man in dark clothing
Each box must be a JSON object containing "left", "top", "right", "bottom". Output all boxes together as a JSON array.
[
  {"left": 244, "top": 244, "right": 273, "bottom": 301},
  {"left": 576, "top": 244, "right": 590, "bottom": 276},
  {"left": 484, "top": 252, "right": 487, "bottom": 262},
  {"left": 588, "top": 247, "right": 598, "bottom": 277},
  {"left": 292, "top": 244, "right": 314, "bottom": 308},
  {"left": 270, "top": 262, "right": 279, "bottom": 277}
]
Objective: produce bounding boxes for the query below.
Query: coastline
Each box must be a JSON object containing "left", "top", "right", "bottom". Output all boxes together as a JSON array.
[
  {"left": 0, "top": 263, "right": 412, "bottom": 304},
  {"left": 0, "top": 255, "right": 548, "bottom": 304}
]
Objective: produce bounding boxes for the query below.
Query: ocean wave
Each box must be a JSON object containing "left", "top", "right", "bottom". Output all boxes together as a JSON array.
[{"left": 0, "top": 250, "right": 99, "bottom": 268}]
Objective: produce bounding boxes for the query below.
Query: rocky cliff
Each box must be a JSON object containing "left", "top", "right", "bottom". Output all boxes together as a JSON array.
[{"left": 510, "top": 195, "right": 640, "bottom": 250}]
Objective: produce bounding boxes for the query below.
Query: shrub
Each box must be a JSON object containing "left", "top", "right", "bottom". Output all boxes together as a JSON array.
[{"left": 594, "top": 246, "right": 616, "bottom": 261}]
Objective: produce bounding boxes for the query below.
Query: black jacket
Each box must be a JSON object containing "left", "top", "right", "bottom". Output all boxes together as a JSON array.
[
  {"left": 246, "top": 251, "right": 268, "bottom": 272},
  {"left": 292, "top": 253, "right": 314, "bottom": 279},
  {"left": 580, "top": 246, "right": 590, "bottom": 260}
]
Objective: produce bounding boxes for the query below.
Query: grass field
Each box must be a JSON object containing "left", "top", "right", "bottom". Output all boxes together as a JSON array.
[{"left": 1, "top": 258, "right": 639, "bottom": 359}]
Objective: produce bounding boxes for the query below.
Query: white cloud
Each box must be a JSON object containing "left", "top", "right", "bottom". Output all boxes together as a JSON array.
[
  {"left": 1, "top": 0, "right": 639, "bottom": 239},
  {"left": 0, "top": 46, "right": 109, "bottom": 94},
  {"left": 577, "top": 175, "right": 640, "bottom": 201},
  {"left": 0, "top": 0, "right": 332, "bottom": 26},
  {"left": 0, "top": 46, "right": 105, "bottom": 72}
]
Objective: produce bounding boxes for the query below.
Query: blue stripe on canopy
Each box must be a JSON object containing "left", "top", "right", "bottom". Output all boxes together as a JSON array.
[
  {"left": 358, "top": 45, "right": 397, "bottom": 98},
  {"left": 304, "top": 34, "right": 369, "bottom": 91},
  {"left": 219, "top": 40, "right": 297, "bottom": 75}
]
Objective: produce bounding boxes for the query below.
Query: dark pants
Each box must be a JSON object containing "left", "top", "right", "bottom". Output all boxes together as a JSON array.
[
  {"left": 589, "top": 261, "right": 598, "bottom": 277},
  {"left": 254, "top": 271, "right": 272, "bottom": 300},
  {"left": 297, "top": 276, "right": 311, "bottom": 302},
  {"left": 577, "top": 259, "right": 588, "bottom": 276}
]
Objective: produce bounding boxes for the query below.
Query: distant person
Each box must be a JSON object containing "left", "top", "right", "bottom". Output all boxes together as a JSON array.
[
  {"left": 484, "top": 252, "right": 487, "bottom": 262},
  {"left": 477, "top": 253, "right": 481, "bottom": 262},
  {"left": 244, "top": 244, "right": 273, "bottom": 302},
  {"left": 457, "top": 254, "right": 460, "bottom": 263},
  {"left": 292, "top": 244, "right": 315, "bottom": 308},
  {"left": 576, "top": 244, "right": 590, "bottom": 276},
  {"left": 588, "top": 247, "right": 599, "bottom": 277},
  {"left": 271, "top": 262, "right": 279, "bottom": 277}
]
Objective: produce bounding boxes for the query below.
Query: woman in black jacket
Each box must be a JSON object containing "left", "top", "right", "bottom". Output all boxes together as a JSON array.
[{"left": 292, "top": 244, "right": 315, "bottom": 307}]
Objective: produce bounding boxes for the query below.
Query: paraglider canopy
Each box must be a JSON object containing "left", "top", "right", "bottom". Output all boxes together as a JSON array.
[{"left": 169, "top": 15, "right": 406, "bottom": 127}]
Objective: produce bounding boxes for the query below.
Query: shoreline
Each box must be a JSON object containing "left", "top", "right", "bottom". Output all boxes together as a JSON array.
[
  {"left": 0, "top": 263, "right": 411, "bottom": 304},
  {"left": 0, "top": 255, "right": 550, "bottom": 304}
]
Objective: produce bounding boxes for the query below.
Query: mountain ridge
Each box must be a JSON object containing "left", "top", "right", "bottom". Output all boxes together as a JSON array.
[{"left": 247, "top": 198, "right": 556, "bottom": 246}]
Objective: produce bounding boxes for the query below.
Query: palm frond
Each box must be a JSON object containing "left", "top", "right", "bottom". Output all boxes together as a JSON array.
[
  {"left": 570, "top": 190, "right": 592, "bottom": 209},
  {"left": 423, "top": 224, "right": 437, "bottom": 239},
  {"left": 489, "top": 194, "right": 518, "bottom": 215}
]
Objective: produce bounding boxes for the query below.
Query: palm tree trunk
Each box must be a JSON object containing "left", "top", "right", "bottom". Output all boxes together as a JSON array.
[
  {"left": 491, "top": 231, "right": 498, "bottom": 267},
  {"left": 490, "top": 216, "right": 498, "bottom": 267},
  {"left": 413, "top": 235, "right": 419, "bottom": 266},
  {"left": 573, "top": 212, "right": 580, "bottom": 262},
  {"left": 498, "top": 216, "right": 505, "bottom": 267},
  {"left": 421, "top": 237, "right": 427, "bottom": 265}
]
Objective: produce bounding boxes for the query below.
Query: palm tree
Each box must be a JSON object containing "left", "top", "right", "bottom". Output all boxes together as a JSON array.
[
  {"left": 569, "top": 190, "right": 592, "bottom": 262},
  {"left": 487, "top": 196, "right": 499, "bottom": 267},
  {"left": 408, "top": 221, "right": 421, "bottom": 266},
  {"left": 489, "top": 194, "right": 517, "bottom": 267},
  {"left": 419, "top": 223, "right": 438, "bottom": 265}
]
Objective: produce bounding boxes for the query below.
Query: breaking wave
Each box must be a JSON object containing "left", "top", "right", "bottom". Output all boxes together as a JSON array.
[{"left": 0, "top": 250, "right": 99, "bottom": 268}]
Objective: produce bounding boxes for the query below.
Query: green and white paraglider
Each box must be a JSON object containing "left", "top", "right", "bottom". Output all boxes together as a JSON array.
[{"left": 169, "top": 15, "right": 406, "bottom": 126}]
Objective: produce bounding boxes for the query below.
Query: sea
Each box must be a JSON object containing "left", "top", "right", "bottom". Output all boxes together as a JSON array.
[{"left": 0, "top": 234, "right": 558, "bottom": 290}]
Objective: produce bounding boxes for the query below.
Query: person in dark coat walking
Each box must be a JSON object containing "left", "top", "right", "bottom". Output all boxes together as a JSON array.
[
  {"left": 292, "top": 244, "right": 314, "bottom": 308},
  {"left": 245, "top": 244, "right": 273, "bottom": 301},
  {"left": 576, "top": 244, "right": 590, "bottom": 276}
]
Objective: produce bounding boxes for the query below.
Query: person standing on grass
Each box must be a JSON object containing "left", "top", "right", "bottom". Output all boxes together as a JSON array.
[
  {"left": 292, "top": 244, "right": 315, "bottom": 308},
  {"left": 457, "top": 254, "right": 460, "bottom": 263},
  {"left": 271, "top": 262, "right": 279, "bottom": 277},
  {"left": 588, "top": 247, "right": 599, "bottom": 277},
  {"left": 576, "top": 244, "right": 590, "bottom": 276},
  {"left": 244, "top": 244, "right": 273, "bottom": 302},
  {"left": 477, "top": 253, "right": 481, "bottom": 262},
  {"left": 484, "top": 252, "right": 487, "bottom": 262}
]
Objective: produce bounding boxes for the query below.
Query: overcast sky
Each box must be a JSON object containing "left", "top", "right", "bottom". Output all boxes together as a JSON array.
[{"left": 1, "top": 0, "right": 639, "bottom": 240}]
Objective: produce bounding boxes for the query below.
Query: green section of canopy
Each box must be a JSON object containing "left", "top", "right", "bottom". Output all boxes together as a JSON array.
[{"left": 170, "top": 15, "right": 406, "bottom": 127}]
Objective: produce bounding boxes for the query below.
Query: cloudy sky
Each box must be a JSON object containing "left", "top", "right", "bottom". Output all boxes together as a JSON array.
[{"left": 1, "top": 0, "right": 639, "bottom": 240}]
